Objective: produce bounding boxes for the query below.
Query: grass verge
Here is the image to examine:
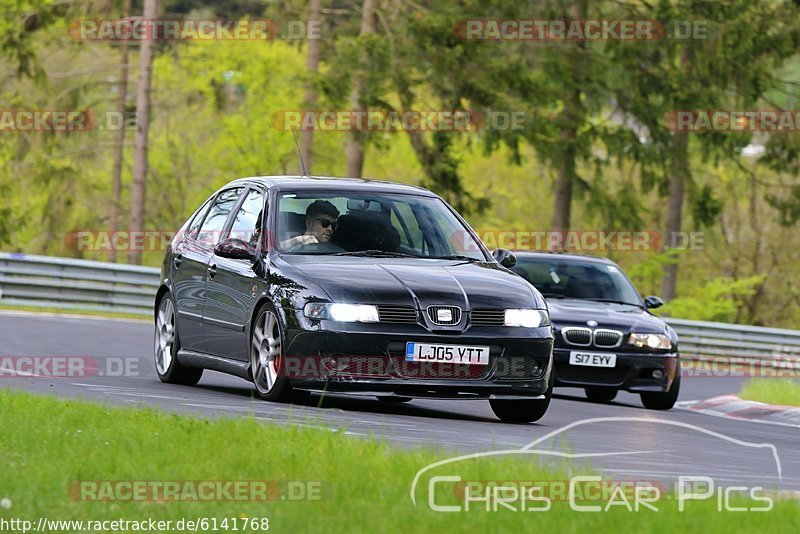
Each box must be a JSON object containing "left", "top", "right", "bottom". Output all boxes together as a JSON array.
[
  {"left": 0, "top": 304, "right": 148, "bottom": 322},
  {"left": 739, "top": 379, "right": 800, "bottom": 407},
  {"left": 0, "top": 389, "right": 797, "bottom": 532}
]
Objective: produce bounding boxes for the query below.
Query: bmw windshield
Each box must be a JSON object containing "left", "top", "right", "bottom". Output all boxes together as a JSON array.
[
  {"left": 513, "top": 257, "right": 643, "bottom": 306},
  {"left": 275, "top": 191, "right": 488, "bottom": 261}
]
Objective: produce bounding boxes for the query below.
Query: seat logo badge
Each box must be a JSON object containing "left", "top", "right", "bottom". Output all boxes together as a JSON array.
[
  {"left": 587, "top": 320, "right": 598, "bottom": 327},
  {"left": 437, "top": 309, "right": 453, "bottom": 322}
]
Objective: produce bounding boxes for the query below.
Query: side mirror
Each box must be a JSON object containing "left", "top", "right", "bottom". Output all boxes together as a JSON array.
[
  {"left": 644, "top": 295, "right": 664, "bottom": 309},
  {"left": 492, "top": 248, "right": 517, "bottom": 268},
  {"left": 214, "top": 238, "right": 257, "bottom": 261}
]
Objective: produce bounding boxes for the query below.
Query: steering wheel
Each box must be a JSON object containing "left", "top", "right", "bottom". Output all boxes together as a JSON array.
[{"left": 288, "top": 242, "right": 347, "bottom": 253}]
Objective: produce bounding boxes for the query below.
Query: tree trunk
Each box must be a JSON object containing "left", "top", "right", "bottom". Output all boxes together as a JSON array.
[
  {"left": 661, "top": 47, "right": 693, "bottom": 301},
  {"left": 661, "top": 130, "right": 689, "bottom": 301},
  {"left": 551, "top": 97, "right": 578, "bottom": 232},
  {"left": 128, "top": 0, "right": 156, "bottom": 265},
  {"left": 109, "top": 0, "right": 131, "bottom": 263},
  {"left": 300, "top": 0, "right": 322, "bottom": 175},
  {"left": 344, "top": 0, "right": 374, "bottom": 178},
  {"left": 549, "top": 0, "right": 587, "bottom": 233}
]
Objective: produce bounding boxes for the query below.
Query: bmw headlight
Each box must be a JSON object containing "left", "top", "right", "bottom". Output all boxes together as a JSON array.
[
  {"left": 504, "top": 309, "right": 550, "bottom": 328},
  {"left": 303, "top": 303, "right": 379, "bottom": 323},
  {"left": 628, "top": 333, "right": 672, "bottom": 350}
]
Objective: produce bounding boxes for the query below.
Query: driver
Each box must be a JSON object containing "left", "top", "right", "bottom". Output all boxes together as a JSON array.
[{"left": 281, "top": 200, "right": 340, "bottom": 249}]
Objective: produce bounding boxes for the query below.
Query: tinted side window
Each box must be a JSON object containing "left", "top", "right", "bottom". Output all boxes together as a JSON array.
[
  {"left": 227, "top": 189, "right": 264, "bottom": 248},
  {"left": 186, "top": 198, "right": 213, "bottom": 240},
  {"left": 197, "top": 187, "right": 244, "bottom": 246}
]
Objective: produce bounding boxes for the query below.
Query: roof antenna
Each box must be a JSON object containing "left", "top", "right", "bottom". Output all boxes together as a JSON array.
[{"left": 290, "top": 128, "right": 308, "bottom": 176}]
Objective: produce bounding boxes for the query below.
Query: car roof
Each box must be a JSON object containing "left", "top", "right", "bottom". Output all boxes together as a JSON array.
[
  {"left": 512, "top": 251, "right": 616, "bottom": 264},
  {"left": 227, "top": 175, "right": 438, "bottom": 196}
]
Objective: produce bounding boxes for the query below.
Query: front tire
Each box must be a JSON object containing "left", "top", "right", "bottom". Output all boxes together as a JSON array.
[
  {"left": 640, "top": 365, "right": 681, "bottom": 410},
  {"left": 489, "top": 374, "right": 552, "bottom": 424},
  {"left": 250, "top": 303, "right": 299, "bottom": 402},
  {"left": 154, "top": 293, "right": 203, "bottom": 385}
]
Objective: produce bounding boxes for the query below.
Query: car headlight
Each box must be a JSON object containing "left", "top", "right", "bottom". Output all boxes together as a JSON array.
[
  {"left": 628, "top": 333, "right": 672, "bottom": 350},
  {"left": 504, "top": 309, "right": 550, "bottom": 328},
  {"left": 303, "top": 303, "right": 379, "bottom": 323}
]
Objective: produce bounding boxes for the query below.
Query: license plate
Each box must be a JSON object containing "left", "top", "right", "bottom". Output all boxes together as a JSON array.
[
  {"left": 405, "top": 342, "right": 490, "bottom": 365},
  {"left": 569, "top": 351, "right": 617, "bottom": 368}
]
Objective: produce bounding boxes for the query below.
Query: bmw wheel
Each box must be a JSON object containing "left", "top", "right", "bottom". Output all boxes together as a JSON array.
[{"left": 641, "top": 364, "right": 681, "bottom": 410}]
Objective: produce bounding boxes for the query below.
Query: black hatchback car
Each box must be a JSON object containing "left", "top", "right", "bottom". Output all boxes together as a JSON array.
[
  {"left": 154, "top": 177, "right": 554, "bottom": 423},
  {"left": 511, "top": 252, "right": 680, "bottom": 410}
]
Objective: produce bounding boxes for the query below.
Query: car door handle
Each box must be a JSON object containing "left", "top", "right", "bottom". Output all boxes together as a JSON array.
[
  {"left": 207, "top": 264, "right": 217, "bottom": 278},
  {"left": 173, "top": 254, "right": 182, "bottom": 268}
]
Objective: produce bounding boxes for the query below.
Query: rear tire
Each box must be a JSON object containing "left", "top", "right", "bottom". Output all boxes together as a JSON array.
[
  {"left": 154, "top": 293, "right": 203, "bottom": 385},
  {"left": 640, "top": 365, "right": 681, "bottom": 410},
  {"left": 585, "top": 387, "right": 618, "bottom": 402},
  {"left": 489, "top": 373, "right": 552, "bottom": 423}
]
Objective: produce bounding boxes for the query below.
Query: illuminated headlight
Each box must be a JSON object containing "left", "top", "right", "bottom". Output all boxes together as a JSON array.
[
  {"left": 628, "top": 333, "right": 672, "bottom": 350},
  {"left": 504, "top": 309, "right": 550, "bottom": 328},
  {"left": 303, "top": 303, "right": 379, "bottom": 323}
]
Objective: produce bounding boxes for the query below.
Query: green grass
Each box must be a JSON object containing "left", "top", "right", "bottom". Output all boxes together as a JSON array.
[
  {"left": 0, "top": 390, "right": 797, "bottom": 533},
  {"left": 0, "top": 304, "right": 148, "bottom": 322},
  {"left": 739, "top": 379, "right": 800, "bottom": 407}
]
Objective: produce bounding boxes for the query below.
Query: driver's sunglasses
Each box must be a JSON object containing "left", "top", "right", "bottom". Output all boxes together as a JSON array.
[{"left": 316, "top": 218, "right": 337, "bottom": 229}]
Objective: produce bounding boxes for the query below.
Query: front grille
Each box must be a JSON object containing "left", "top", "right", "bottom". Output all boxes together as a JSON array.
[
  {"left": 593, "top": 329, "right": 623, "bottom": 348},
  {"left": 427, "top": 306, "right": 462, "bottom": 326},
  {"left": 563, "top": 327, "right": 592, "bottom": 346},
  {"left": 556, "top": 364, "right": 630, "bottom": 386},
  {"left": 494, "top": 356, "right": 546, "bottom": 380},
  {"left": 319, "top": 352, "right": 391, "bottom": 377},
  {"left": 377, "top": 305, "right": 418, "bottom": 324},
  {"left": 470, "top": 309, "right": 505, "bottom": 327},
  {"left": 390, "top": 356, "right": 490, "bottom": 380}
]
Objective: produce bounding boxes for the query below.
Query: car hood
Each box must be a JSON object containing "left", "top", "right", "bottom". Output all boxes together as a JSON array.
[
  {"left": 547, "top": 298, "right": 668, "bottom": 333},
  {"left": 281, "top": 255, "right": 544, "bottom": 310}
]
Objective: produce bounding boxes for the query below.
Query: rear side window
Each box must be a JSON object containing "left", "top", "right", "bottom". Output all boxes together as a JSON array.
[
  {"left": 196, "top": 187, "right": 244, "bottom": 246},
  {"left": 227, "top": 189, "right": 265, "bottom": 249},
  {"left": 186, "top": 198, "right": 213, "bottom": 240}
]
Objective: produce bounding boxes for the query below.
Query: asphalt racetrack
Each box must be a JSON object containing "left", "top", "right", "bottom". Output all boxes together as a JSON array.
[{"left": 1, "top": 311, "right": 797, "bottom": 492}]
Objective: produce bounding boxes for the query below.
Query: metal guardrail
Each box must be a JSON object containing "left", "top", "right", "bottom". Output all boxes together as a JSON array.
[
  {"left": 1, "top": 252, "right": 798, "bottom": 363},
  {"left": 0, "top": 252, "right": 160, "bottom": 316}
]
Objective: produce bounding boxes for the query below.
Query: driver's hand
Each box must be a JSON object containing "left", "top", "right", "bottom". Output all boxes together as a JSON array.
[{"left": 283, "top": 234, "right": 319, "bottom": 249}]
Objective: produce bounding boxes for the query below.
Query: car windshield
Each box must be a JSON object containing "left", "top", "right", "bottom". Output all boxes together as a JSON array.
[
  {"left": 512, "top": 257, "right": 642, "bottom": 306},
  {"left": 275, "top": 191, "right": 487, "bottom": 260}
]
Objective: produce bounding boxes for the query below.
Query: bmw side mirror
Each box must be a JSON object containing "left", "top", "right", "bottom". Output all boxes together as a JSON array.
[
  {"left": 214, "top": 238, "right": 257, "bottom": 261},
  {"left": 644, "top": 295, "right": 664, "bottom": 309},
  {"left": 492, "top": 248, "right": 517, "bottom": 268}
]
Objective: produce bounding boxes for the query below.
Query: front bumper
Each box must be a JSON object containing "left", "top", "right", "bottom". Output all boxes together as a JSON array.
[
  {"left": 282, "top": 322, "right": 554, "bottom": 399},
  {"left": 553, "top": 348, "right": 679, "bottom": 392}
]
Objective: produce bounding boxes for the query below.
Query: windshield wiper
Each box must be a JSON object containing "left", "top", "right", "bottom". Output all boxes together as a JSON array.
[
  {"left": 583, "top": 298, "right": 642, "bottom": 307},
  {"left": 427, "top": 254, "right": 484, "bottom": 262},
  {"left": 335, "top": 250, "right": 418, "bottom": 258}
]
